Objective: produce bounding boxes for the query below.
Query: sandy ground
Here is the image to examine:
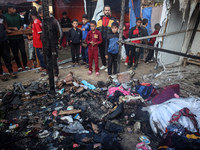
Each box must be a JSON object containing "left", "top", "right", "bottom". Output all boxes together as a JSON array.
[
  {"left": 0, "top": 44, "right": 160, "bottom": 90},
  {"left": 0, "top": 58, "right": 160, "bottom": 90}
]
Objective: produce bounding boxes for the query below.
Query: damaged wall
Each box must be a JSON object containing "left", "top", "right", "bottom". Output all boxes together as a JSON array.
[
  {"left": 190, "top": 22, "right": 200, "bottom": 55},
  {"left": 159, "top": 0, "right": 189, "bottom": 65},
  {"left": 158, "top": 0, "right": 199, "bottom": 65}
]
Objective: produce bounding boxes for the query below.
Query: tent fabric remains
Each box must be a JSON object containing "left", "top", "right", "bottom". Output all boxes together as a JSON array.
[
  {"left": 91, "top": 0, "right": 104, "bottom": 23},
  {"left": 129, "top": 0, "right": 136, "bottom": 29},
  {"left": 142, "top": 7, "right": 152, "bottom": 35}
]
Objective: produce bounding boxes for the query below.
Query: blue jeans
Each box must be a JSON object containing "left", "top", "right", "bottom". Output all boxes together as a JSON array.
[
  {"left": 140, "top": 47, "right": 144, "bottom": 59},
  {"left": 36, "top": 48, "right": 46, "bottom": 69},
  {"left": 82, "top": 47, "right": 88, "bottom": 64}
]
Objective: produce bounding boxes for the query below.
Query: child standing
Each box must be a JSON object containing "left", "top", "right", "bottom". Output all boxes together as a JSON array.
[
  {"left": 68, "top": 19, "right": 82, "bottom": 67},
  {"left": 145, "top": 23, "right": 161, "bottom": 64},
  {"left": 105, "top": 22, "right": 120, "bottom": 76},
  {"left": 30, "top": 9, "right": 46, "bottom": 75},
  {"left": 86, "top": 20, "right": 102, "bottom": 76},
  {"left": 81, "top": 14, "right": 90, "bottom": 68},
  {"left": 128, "top": 18, "right": 143, "bottom": 70},
  {"left": 26, "top": 19, "right": 36, "bottom": 69}
]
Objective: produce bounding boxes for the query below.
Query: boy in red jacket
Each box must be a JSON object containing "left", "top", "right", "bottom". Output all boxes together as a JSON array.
[
  {"left": 86, "top": 20, "right": 103, "bottom": 76},
  {"left": 145, "top": 23, "right": 161, "bottom": 64}
]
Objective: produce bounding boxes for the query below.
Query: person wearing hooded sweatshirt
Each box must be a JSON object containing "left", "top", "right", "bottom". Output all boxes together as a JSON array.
[{"left": 97, "top": 5, "right": 115, "bottom": 72}]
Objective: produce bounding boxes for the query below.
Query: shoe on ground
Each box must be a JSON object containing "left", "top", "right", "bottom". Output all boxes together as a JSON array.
[
  {"left": 25, "top": 66, "right": 30, "bottom": 70},
  {"left": 105, "top": 68, "right": 108, "bottom": 72},
  {"left": 100, "top": 66, "right": 106, "bottom": 70},
  {"left": 54, "top": 77, "right": 58, "bottom": 82},
  {"left": 88, "top": 71, "right": 92, "bottom": 75},
  {"left": 127, "top": 65, "right": 132, "bottom": 69},
  {"left": 96, "top": 72, "right": 100, "bottom": 76},
  {"left": 76, "top": 64, "right": 80, "bottom": 67},
  {"left": 125, "top": 63, "right": 128, "bottom": 66},
  {"left": 71, "top": 64, "right": 75, "bottom": 68},
  {"left": 10, "top": 73, "right": 17, "bottom": 79},
  {"left": 146, "top": 62, "right": 149, "bottom": 65},
  {"left": 0, "top": 75, "right": 8, "bottom": 81},
  {"left": 133, "top": 66, "right": 137, "bottom": 70},
  {"left": 85, "top": 64, "right": 89, "bottom": 69},
  {"left": 81, "top": 62, "right": 86, "bottom": 65},
  {"left": 18, "top": 67, "right": 23, "bottom": 72}
]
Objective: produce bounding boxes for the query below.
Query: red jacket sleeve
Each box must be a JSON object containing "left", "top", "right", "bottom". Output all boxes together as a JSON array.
[{"left": 96, "top": 31, "right": 103, "bottom": 45}]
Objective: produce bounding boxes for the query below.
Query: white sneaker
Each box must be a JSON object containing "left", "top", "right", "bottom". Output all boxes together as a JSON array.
[
  {"left": 125, "top": 63, "right": 128, "bottom": 66},
  {"left": 18, "top": 67, "right": 23, "bottom": 72},
  {"left": 105, "top": 68, "right": 108, "bottom": 72},
  {"left": 100, "top": 66, "right": 106, "bottom": 70},
  {"left": 25, "top": 66, "right": 30, "bottom": 70}
]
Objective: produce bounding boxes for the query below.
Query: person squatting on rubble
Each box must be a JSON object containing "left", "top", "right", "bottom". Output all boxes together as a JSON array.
[
  {"left": 145, "top": 23, "right": 161, "bottom": 64},
  {"left": 0, "top": 7, "right": 17, "bottom": 81},
  {"left": 105, "top": 22, "right": 122, "bottom": 76},
  {"left": 4, "top": 3, "right": 29, "bottom": 72},
  {"left": 38, "top": 7, "right": 63, "bottom": 82},
  {"left": 86, "top": 20, "right": 103, "bottom": 76},
  {"left": 60, "top": 11, "right": 72, "bottom": 47},
  {"left": 97, "top": 5, "right": 115, "bottom": 72},
  {"left": 127, "top": 18, "right": 143, "bottom": 70},
  {"left": 68, "top": 19, "right": 82, "bottom": 68},
  {"left": 81, "top": 14, "right": 90, "bottom": 68},
  {"left": 30, "top": 9, "right": 47, "bottom": 76}
]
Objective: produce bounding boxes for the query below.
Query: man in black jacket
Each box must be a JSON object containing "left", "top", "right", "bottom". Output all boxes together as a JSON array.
[
  {"left": 60, "top": 12, "right": 72, "bottom": 46},
  {"left": 97, "top": 5, "right": 115, "bottom": 72}
]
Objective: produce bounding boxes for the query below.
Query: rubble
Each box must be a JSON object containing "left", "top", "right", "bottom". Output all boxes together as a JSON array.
[{"left": 0, "top": 69, "right": 200, "bottom": 150}]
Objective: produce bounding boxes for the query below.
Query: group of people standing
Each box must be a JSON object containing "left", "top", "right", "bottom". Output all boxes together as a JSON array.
[
  {"left": 65, "top": 5, "right": 160, "bottom": 76},
  {"left": 0, "top": 3, "right": 62, "bottom": 81},
  {"left": 0, "top": 3, "right": 161, "bottom": 82}
]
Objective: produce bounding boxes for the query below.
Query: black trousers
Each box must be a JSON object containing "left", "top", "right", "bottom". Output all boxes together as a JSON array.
[
  {"left": 129, "top": 45, "right": 140, "bottom": 67},
  {"left": 99, "top": 40, "right": 107, "bottom": 66},
  {"left": 145, "top": 43, "right": 154, "bottom": 63},
  {"left": 71, "top": 44, "right": 80, "bottom": 63},
  {"left": 0, "top": 40, "right": 13, "bottom": 75},
  {"left": 9, "top": 38, "right": 27, "bottom": 68},
  {"left": 108, "top": 53, "right": 118, "bottom": 75}
]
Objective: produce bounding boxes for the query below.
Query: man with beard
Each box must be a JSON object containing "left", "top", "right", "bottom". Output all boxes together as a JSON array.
[{"left": 97, "top": 5, "right": 115, "bottom": 72}]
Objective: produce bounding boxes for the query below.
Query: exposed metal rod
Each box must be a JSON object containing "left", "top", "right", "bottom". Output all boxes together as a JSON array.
[
  {"left": 120, "top": 40, "right": 200, "bottom": 60},
  {"left": 42, "top": 0, "right": 55, "bottom": 94}
]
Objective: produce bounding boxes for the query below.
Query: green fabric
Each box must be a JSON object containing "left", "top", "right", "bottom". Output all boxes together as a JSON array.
[{"left": 4, "top": 13, "right": 23, "bottom": 40}]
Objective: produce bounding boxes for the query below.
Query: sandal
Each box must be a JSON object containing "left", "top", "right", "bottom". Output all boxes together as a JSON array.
[
  {"left": 0, "top": 75, "right": 8, "bottom": 81},
  {"left": 139, "top": 136, "right": 150, "bottom": 145}
]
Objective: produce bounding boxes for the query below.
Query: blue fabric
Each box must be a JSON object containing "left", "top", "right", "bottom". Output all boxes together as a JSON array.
[
  {"left": 142, "top": 7, "right": 152, "bottom": 35},
  {"left": 82, "top": 22, "right": 90, "bottom": 40},
  {"left": 133, "top": 0, "right": 141, "bottom": 18},
  {"left": 108, "top": 37, "right": 119, "bottom": 54},
  {"left": 129, "top": 0, "right": 136, "bottom": 29},
  {"left": 136, "top": 84, "right": 153, "bottom": 99}
]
